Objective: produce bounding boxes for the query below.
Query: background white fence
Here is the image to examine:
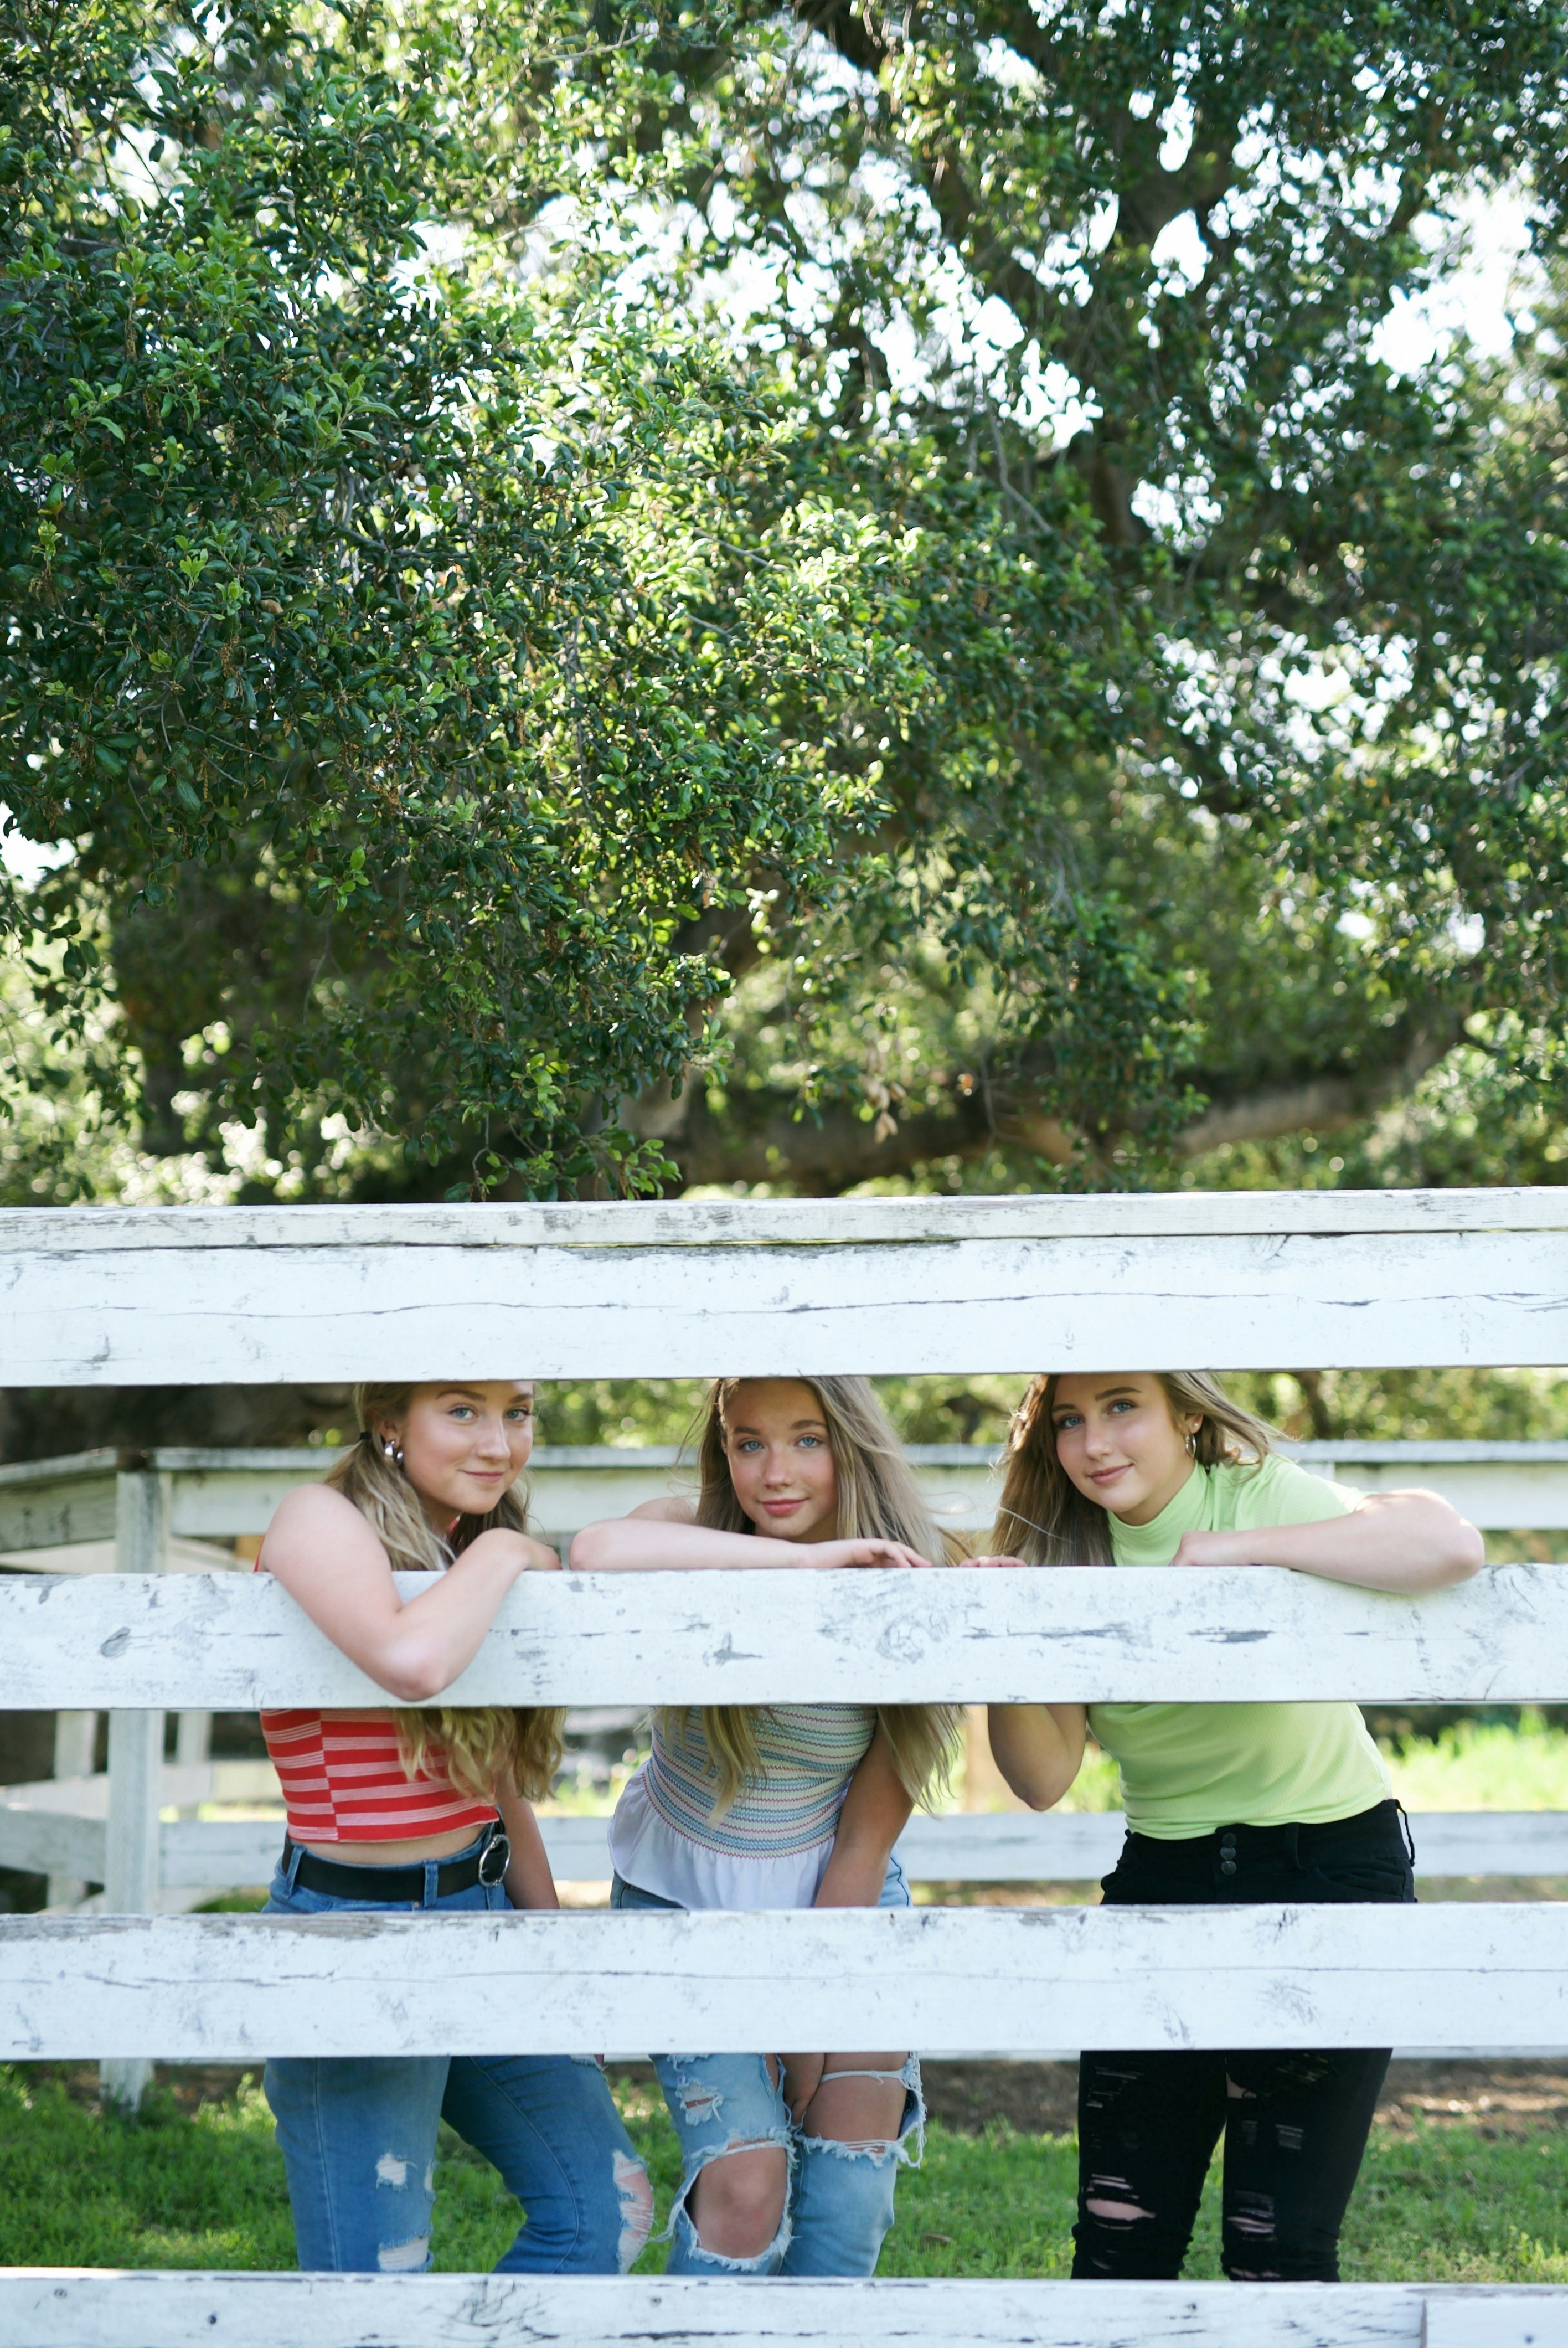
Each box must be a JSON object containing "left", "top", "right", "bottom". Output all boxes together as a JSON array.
[{"left": 1, "top": 1188, "right": 1566, "bottom": 2345}]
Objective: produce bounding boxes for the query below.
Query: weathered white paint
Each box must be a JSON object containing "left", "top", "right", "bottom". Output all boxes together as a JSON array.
[
  {"left": 0, "top": 2270, "right": 1485, "bottom": 2348},
  {"left": 0, "top": 1457, "right": 120, "bottom": 1554},
  {"left": 3, "top": 1903, "right": 1566, "bottom": 2061},
  {"left": 44, "top": 1711, "right": 98, "bottom": 1908},
  {"left": 6, "top": 1187, "right": 1566, "bottom": 1250},
  {"left": 6, "top": 1197, "right": 1568, "bottom": 1383},
  {"left": 1424, "top": 2289, "right": 1568, "bottom": 2345},
  {"left": 2, "top": 1564, "right": 1564, "bottom": 1711},
  {"left": 102, "top": 1705, "right": 159, "bottom": 2109},
  {"left": 99, "top": 1477, "right": 167, "bottom": 2108}
]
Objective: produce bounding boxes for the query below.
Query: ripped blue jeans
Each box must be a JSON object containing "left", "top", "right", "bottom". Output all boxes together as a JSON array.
[
  {"left": 262, "top": 1835, "right": 653, "bottom": 2274},
  {"left": 611, "top": 1858, "right": 924, "bottom": 2277}
]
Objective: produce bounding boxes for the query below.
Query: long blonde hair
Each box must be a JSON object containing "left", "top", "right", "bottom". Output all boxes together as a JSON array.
[
  {"left": 660, "top": 1376, "right": 963, "bottom": 1810},
  {"left": 992, "top": 1371, "right": 1277, "bottom": 1566},
  {"left": 324, "top": 1383, "right": 564, "bottom": 1801}
]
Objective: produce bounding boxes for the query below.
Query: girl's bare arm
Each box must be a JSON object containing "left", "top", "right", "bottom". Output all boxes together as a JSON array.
[
  {"left": 261, "top": 1485, "right": 556, "bottom": 1702},
  {"left": 986, "top": 1703, "right": 1087, "bottom": 1810},
  {"left": 494, "top": 1781, "right": 560, "bottom": 1912},
  {"left": 815, "top": 1727, "right": 914, "bottom": 1909},
  {"left": 1172, "top": 1489, "right": 1484, "bottom": 1592},
  {"left": 569, "top": 1499, "right": 933, "bottom": 1573}
]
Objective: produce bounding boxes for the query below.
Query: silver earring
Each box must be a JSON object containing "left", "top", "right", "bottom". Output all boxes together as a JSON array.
[
  {"left": 383, "top": 1438, "right": 404, "bottom": 1468},
  {"left": 1185, "top": 1429, "right": 1198, "bottom": 1458}
]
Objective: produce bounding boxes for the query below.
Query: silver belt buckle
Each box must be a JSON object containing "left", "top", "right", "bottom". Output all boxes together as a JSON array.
[{"left": 477, "top": 1832, "right": 511, "bottom": 1888}]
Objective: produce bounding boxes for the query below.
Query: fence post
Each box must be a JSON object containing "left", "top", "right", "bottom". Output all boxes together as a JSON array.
[
  {"left": 100, "top": 1469, "right": 168, "bottom": 2113},
  {"left": 174, "top": 1711, "right": 212, "bottom": 1768},
  {"left": 45, "top": 1709, "right": 98, "bottom": 1909}
]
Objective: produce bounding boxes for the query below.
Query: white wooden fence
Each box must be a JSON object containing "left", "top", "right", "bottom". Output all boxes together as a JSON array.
[
  {"left": 6, "top": 1435, "right": 1568, "bottom": 1909},
  {"left": 2, "top": 1188, "right": 1567, "bottom": 2345}
]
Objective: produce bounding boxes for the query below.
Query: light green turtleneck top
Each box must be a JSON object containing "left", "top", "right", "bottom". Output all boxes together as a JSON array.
[{"left": 1089, "top": 1454, "right": 1391, "bottom": 1840}]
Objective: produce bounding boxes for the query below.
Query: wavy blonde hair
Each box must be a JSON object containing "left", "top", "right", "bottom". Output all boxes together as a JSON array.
[
  {"left": 991, "top": 1371, "right": 1277, "bottom": 1566},
  {"left": 323, "top": 1383, "right": 564, "bottom": 1801},
  {"left": 659, "top": 1376, "right": 963, "bottom": 1811}
]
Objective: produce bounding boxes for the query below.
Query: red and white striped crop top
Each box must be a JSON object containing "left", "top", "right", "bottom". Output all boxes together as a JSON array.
[{"left": 260, "top": 1709, "right": 499, "bottom": 1845}]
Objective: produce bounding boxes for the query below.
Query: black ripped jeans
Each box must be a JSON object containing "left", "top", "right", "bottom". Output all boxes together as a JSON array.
[{"left": 1073, "top": 1799, "right": 1415, "bottom": 2284}]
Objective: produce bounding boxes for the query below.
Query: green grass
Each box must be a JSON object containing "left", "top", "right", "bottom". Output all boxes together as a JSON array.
[
  {"left": 2, "top": 2064, "right": 1565, "bottom": 2283},
  {"left": 1382, "top": 1714, "right": 1568, "bottom": 1813}
]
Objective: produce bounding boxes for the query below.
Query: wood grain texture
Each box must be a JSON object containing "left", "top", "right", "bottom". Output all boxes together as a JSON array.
[
  {"left": 3, "top": 1903, "right": 1566, "bottom": 2061},
  {"left": 4, "top": 1187, "right": 1565, "bottom": 1252},
  {"left": 6, "top": 1212, "right": 1568, "bottom": 1384},
  {"left": 1423, "top": 2288, "right": 1568, "bottom": 2345},
  {"left": 0, "top": 2271, "right": 1464, "bottom": 2348},
  {"left": 2, "top": 1565, "right": 1564, "bottom": 1710}
]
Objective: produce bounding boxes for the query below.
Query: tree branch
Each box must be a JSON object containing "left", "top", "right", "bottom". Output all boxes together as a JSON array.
[{"left": 630, "top": 1009, "right": 1464, "bottom": 1190}]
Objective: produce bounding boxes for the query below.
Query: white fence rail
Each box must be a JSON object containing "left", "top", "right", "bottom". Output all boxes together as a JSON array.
[
  {"left": 3, "top": 1190, "right": 1567, "bottom": 2342},
  {"left": 4, "top": 2273, "right": 1546, "bottom": 2348},
  {"left": 3, "top": 1562, "right": 1564, "bottom": 1708},
  {"left": 5, "top": 1902, "right": 1566, "bottom": 2061},
  {"left": 4, "top": 1189, "right": 1568, "bottom": 1382}
]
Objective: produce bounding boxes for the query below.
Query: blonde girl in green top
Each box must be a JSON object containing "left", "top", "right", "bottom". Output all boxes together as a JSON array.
[{"left": 980, "top": 1369, "right": 1482, "bottom": 2289}]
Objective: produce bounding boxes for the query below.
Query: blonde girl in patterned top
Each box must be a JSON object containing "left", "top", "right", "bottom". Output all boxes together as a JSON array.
[{"left": 571, "top": 1376, "right": 962, "bottom": 2279}]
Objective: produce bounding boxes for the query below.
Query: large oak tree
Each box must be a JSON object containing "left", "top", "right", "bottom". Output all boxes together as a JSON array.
[{"left": 5, "top": 0, "right": 1568, "bottom": 1206}]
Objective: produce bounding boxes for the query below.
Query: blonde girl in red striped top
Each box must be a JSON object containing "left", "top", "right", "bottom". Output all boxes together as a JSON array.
[{"left": 256, "top": 1379, "right": 652, "bottom": 2280}]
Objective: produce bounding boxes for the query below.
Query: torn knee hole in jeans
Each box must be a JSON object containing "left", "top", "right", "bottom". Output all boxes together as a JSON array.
[
  {"left": 676, "top": 2135, "right": 792, "bottom": 2265},
  {"left": 375, "top": 2234, "right": 428, "bottom": 2272},
  {"left": 673, "top": 2072, "right": 726, "bottom": 2126},
  {"left": 801, "top": 2130, "right": 899, "bottom": 2165},
  {"left": 374, "top": 2150, "right": 433, "bottom": 2197},
  {"left": 1230, "top": 2194, "right": 1277, "bottom": 2242},
  {"left": 1085, "top": 2175, "right": 1154, "bottom": 2224}
]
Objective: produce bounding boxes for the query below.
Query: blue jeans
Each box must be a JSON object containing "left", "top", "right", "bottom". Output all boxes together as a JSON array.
[
  {"left": 262, "top": 1835, "right": 652, "bottom": 2274},
  {"left": 610, "top": 1857, "right": 924, "bottom": 2277}
]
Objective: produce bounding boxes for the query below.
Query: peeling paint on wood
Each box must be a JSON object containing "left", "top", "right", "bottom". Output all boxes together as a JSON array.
[
  {"left": 4, "top": 1186, "right": 1566, "bottom": 1252},
  {"left": 0, "top": 2271, "right": 1469, "bottom": 2348},
  {"left": 5, "top": 1212, "right": 1568, "bottom": 1384},
  {"left": 2, "top": 1904, "right": 1565, "bottom": 2062},
  {"left": 1, "top": 1565, "right": 1563, "bottom": 1711}
]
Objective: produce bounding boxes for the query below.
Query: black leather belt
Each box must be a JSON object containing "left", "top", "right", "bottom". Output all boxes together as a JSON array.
[{"left": 285, "top": 1827, "right": 511, "bottom": 1902}]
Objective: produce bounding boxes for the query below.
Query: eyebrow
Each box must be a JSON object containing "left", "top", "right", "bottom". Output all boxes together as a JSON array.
[
  {"left": 729, "top": 1418, "right": 830, "bottom": 1436},
  {"left": 1053, "top": 1382, "right": 1142, "bottom": 1410},
  {"left": 436, "top": 1386, "right": 531, "bottom": 1402}
]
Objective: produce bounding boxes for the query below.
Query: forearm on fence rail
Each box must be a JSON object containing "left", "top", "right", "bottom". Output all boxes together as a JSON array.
[{"left": 1173, "top": 1490, "right": 1486, "bottom": 1592}]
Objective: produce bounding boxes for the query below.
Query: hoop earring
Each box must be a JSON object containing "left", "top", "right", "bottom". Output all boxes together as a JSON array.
[
  {"left": 382, "top": 1438, "right": 404, "bottom": 1469},
  {"left": 1185, "top": 1429, "right": 1198, "bottom": 1458}
]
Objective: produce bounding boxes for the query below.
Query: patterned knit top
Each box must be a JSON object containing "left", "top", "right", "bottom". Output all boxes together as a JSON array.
[{"left": 608, "top": 1703, "right": 878, "bottom": 1911}]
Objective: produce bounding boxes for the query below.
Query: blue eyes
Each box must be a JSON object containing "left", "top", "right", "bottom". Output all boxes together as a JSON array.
[{"left": 1055, "top": 1399, "right": 1138, "bottom": 1435}]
